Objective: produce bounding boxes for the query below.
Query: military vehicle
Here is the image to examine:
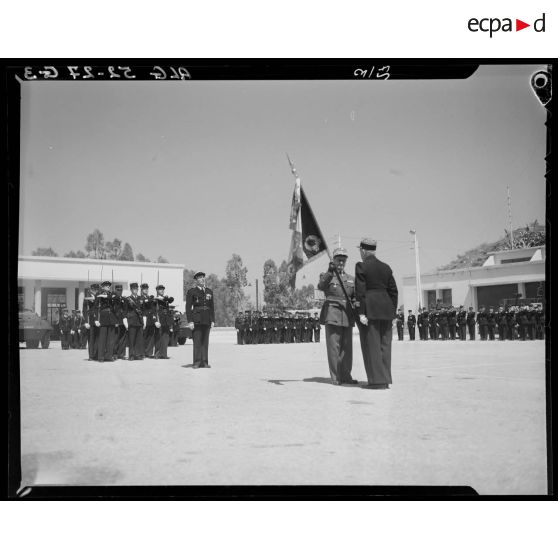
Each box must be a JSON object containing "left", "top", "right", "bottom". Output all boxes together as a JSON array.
[{"left": 19, "top": 309, "right": 53, "bottom": 349}]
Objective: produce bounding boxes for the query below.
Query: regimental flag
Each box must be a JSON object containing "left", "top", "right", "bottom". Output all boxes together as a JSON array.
[{"left": 286, "top": 177, "right": 328, "bottom": 288}]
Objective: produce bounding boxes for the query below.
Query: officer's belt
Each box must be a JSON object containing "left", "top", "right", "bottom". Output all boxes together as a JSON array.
[{"left": 194, "top": 305, "right": 210, "bottom": 310}]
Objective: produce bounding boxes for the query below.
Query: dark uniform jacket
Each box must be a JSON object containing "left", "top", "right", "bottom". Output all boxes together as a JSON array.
[
  {"left": 95, "top": 291, "right": 117, "bottom": 326},
  {"left": 318, "top": 270, "right": 356, "bottom": 327},
  {"left": 457, "top": 310, "right": 467, "bottom": 325},
  {"left": 407, "top": 314, "right": 416, "bottom": 327},
  {"left": 466, "top": 311, "right": 476, "bottom": 325},
  {"left": 396, "top": 312, "right": 405, "bottom": 326},
  {"left": 59, "top": 314, "right": 72, "bottom": 333},
  {"left": 355, "top": 255, "right": 398, "bottom": 321},
  {"left": 447, "top": 310, "right": 457, "bottom": 326},
  {"left": 83, "top": 296, "right": 98, "bottom": 325},
  {"left": 186, "top": 286, "right": 215, "bottom": 326},
  {"left": 125, "top": 294, "right": 144, "bottom": 327},
  {"left": 154, "top": 295, "right": 175, "bottom": 327},
  {"left": 112, "top": 294, "right": 125, "bottom": 325},
  {"left": 487, "top": 311, "right": 497, "bottom": 326},
  {"left": 141, "top": 295, "right": 156, "bottom": 326},
  {"left": 477, "top": 310, "right": 488, "bottom": 326}
]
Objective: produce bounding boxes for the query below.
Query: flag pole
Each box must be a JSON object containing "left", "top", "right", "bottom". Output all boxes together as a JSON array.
[{"left": 286, "top": 155, "right": 354, "bottom": 313}]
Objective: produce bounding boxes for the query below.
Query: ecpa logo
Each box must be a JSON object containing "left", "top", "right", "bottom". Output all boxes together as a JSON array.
[{"left": 468, "top": 13, "right": 546, "bottom": 37}]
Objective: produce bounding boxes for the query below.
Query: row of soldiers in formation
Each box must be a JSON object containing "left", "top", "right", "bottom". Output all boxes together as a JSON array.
[
  {"left": 57, "top": 281, "right": 184, "bottom": 360},
  {"left": 396, "top": 303, "right": 546, "bottom": 341},
  {"left": 234, "top": 310, "right": 321, "bottom": 345}
]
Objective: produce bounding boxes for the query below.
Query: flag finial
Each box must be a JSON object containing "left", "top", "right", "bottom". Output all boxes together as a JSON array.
[{"left": 286, "top": 153, "right": 299, "bottom": 179}]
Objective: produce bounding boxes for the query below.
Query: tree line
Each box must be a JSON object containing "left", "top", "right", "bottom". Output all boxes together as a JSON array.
[{"left": 32, "top": 228, "right": 168, "bottom": 263}]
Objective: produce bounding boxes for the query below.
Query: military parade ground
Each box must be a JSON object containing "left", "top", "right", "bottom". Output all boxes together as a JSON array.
[{"left": 19, "top": 330, "right": 546, "bottom": 494}]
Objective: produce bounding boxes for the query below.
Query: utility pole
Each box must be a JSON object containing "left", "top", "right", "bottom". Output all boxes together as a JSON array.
[
  {"left": 410, "top": 230, "right": 423, "bottom": 311},
  {"left": 507, "top": 186, "right": 514, "bottom": 249},
  {"left": 256, "top": 279, "right": 259, "bottom": 312}
]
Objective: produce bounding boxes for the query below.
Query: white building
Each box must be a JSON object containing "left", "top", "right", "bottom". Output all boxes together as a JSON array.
[
  {"left": 402, "top": 246, "right": 545, "bottom": 312},
  {"left": 18, "top": 255, "right": 185, "bottom": 325}
]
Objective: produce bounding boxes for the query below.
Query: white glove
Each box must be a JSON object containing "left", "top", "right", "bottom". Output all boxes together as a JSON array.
[
  {"left": 85, "top": 323, "right": 91, "bottom": 330},
  {"left": 210, "top": 322, "right": 214, "bottom": 328},
  {"left": 123, "top": 317, "right": 129, "bottom": 330},
  {"left": 359, "top": 315, "right": 369, "bottom": 326},
  {"left": 155, "top": 321, "right": 161, "bottom": 329},
  {"left": 70, "top": 330, "right": 75, "bottom": 335},
  {"left": 187, "top": 322, "right": 194, "bottom": 330},
  {"left": 94, "top": 320, "right": 100, "bottom": 327}
]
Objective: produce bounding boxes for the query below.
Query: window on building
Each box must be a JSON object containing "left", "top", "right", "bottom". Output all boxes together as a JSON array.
[
  {"left": 426, "top": 290, "right": 436, "bottom": 309},
  {"left": 477, "top": 284, "right": 519, "bottom": 310},
  {"left": 18, "top": 287, "right": 24, "bottom": 310},
  {"left": 441, "top": 289, "right": 452, "bottom": 306},
  {"left": 525, "top": 281, "right": 545, "bottom": 301},
  {"left": 501, "top": 257, "right": 531, "bottom": 264}
]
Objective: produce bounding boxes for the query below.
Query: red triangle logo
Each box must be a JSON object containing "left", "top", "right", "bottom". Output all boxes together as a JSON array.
[{"left": 516, "top": 19, "right": 530, "bottom": 31}]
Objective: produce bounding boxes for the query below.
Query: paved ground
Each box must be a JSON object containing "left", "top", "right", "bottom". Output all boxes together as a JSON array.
[{"left": 18, "top": 330, "right": 548, "bottom": 494}]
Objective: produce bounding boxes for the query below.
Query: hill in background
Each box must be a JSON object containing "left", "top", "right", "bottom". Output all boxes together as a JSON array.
[{"left": 437, "top": 220, "right": 545, "bottom": 271}]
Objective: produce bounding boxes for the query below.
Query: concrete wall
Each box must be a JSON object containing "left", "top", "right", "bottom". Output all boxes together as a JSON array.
[
  {"left": 403, "top": 260, "right": 545, "bottom": 312},
  {"left": 18, "top": 256, "right": 185, "bottom": 314}
]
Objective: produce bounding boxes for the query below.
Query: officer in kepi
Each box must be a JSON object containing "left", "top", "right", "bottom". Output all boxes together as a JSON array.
[
  {"left": 185, "top": 271, "right": 215, "bottom": 369},
  {"left": 317, "top": 247, "right": 358, "bottom": 386}
]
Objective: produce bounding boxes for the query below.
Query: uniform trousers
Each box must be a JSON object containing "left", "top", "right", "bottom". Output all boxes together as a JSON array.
[
  {"left": 487, "top": 325, "right": 496, "bottom": 340},
  {"left": 468, "top": 324, "right": 476, "bottom": 340},
  {"left": 449, "top": 324, "right": 456, "bottom": 340},
  {"left": 88, "top": 326, "right": 99, "bottom": 359},
  {"left": 127, "top": 326, "right": 144, "bottom": 359},
  {"left": 396, "top": 324, "right": 404, "bottom": 340},
  {"left": 479, "top": 324, "right": 488, "bottom": 340},
  {"left": 192, "top": 324, "right": 210, "bottom": 367},
  {"left": 314, "top": 328, "right": 321, "bottom": 342},
  {"left": 114, "top": 325, "right": 128, "bottom": 358},
  {"left": 144, "top": 325, "right": 156, "bottom": 356},
  {"left": 458, "top": 324, "right": 467, "bottom": 340},
  {"left": 358, "top": 319, "right": 392, "bottom": 386},
  {"left": 429, "top": 324, "right": 437, "bottom": 340},
  {"left": 498, "top": 324, "right": 507, "bottom": 340},
  {"left": 324, "top": 324, "right": 354, "bottom": 383},
  {"left": 154, "top": 326, "right": 170, "bottom": 358},
  {"left": 408, "top": 325, "right": 416, "bottom": 340},
  {"left": 60, "top": 331, "right": 71, "bottom": 350},
  {"left": 97, "top": 325, "right": 115, "bottom": 361}
]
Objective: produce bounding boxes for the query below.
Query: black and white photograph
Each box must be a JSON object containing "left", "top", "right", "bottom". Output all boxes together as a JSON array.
[{"left": 11, "top": 62, "right": 549, "bottom": 495}]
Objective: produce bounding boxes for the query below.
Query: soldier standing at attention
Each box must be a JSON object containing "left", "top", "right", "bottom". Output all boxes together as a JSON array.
[
  {"left": 59, "top": 308, "right": 72, "bottom": 350},
  {"left": 317, "top": 247, "right": 357, "bottom": 385},
  {"left": 527, "top": 304, "right": 537, "bottom": 340},
  {"left": 457, "top": 306, "right": 467, "bottom": 340},
  {"left": 123, "top": 282, "right": 145, "bottom": 360},
  {"left": 407, "top": 309, "right": 416, "bottom": 340},
  {"left": 417, "top": 308, "right": 424, "bottom": 340},
  {"left": 438, "top": 307, "right": 448, "bottom": 340},
  {"left": 396, "top": 309, "right": 405, "bottom": 341},
  {"left": 96, "top": 280, "right": 118, "bottom": 362},
  {"left": 477, "top": 306, "right": 488, "bottom": 340},
  {"left": 447, "top": 306, "right": 457, "bottom": 340},
  {"left": 83, "top": 284, "right": 100, "bottom": 360},
  {"left": 355, "top": 239, "right": 398, "bottom": 390},
  {"left": 507, "top": 306, "right": 517, "bottom": 340},
  {"left": 421, "top": 307, "right": 430, "bottom": 340},
  {"left": 428, "top": 308, "right": 438, "bottom": 340},
  {"left": 140, "top": 283, "right": 156, "bottom": 358},
  {"left": 466, "top": 306, "right": 476, "bottom": 340},
  {"left": 153, "top": 285, "right": 174, "bottom": 359},
  {"left": 235, "top": 312, "right": 244, "bottom": 345},
  {"left": 112, "top": 285, "right": 128, "bottom": 359},
  {"left": 186, "top": 271, "right": 215, "bottom": 369},
  {"left": 496, "top": 305, "right": 507, "bottom": 340},
  {"left": 487, "top": 307, "right": 497, "bottom": 340},
  {"left": 312, "top": 312, "right": 321, "bottom": 342},
  {"left": 517, "top": 304, "right": 529, "bottom": 340}
]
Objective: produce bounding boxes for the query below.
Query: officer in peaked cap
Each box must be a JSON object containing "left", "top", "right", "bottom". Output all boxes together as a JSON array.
[
  {"left": 124, "top": 282, "right": 145, "bottom": 360},
  {"left": 153, "top": 284, "right": 174, "bottom": 359},
  {"left": 140, "top": 283, "right": 157, "bottom": 358},
  {"left": 355, "top": 238, "right": 398, "bottom": 389},
  {"left": 113, "top": 284, "right": 128, "bottom": 359},
  {"left": 407, "top": 309, "right": 416, "bottom": 340},
  {"left": 96, "top": 281, "right": 117, "bottom": 362},
  {"left": 318, "top": 246, "right": 357, "bottom": 385},
  {"left": 186, "top": 271, "right": 215, "bottom": 368},
  {"left": 83, "top": 283, "right": 100, "bottom": 360}
]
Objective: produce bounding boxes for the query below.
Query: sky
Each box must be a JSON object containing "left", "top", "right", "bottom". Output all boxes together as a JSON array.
[{"left": 18, "top": 64, "right": 547, "bottom": 303}]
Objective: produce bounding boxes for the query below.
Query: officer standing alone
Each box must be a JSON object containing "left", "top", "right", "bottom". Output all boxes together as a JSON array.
[{"left": 186, "top": 272, "right": 215, "bottom": 369}]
